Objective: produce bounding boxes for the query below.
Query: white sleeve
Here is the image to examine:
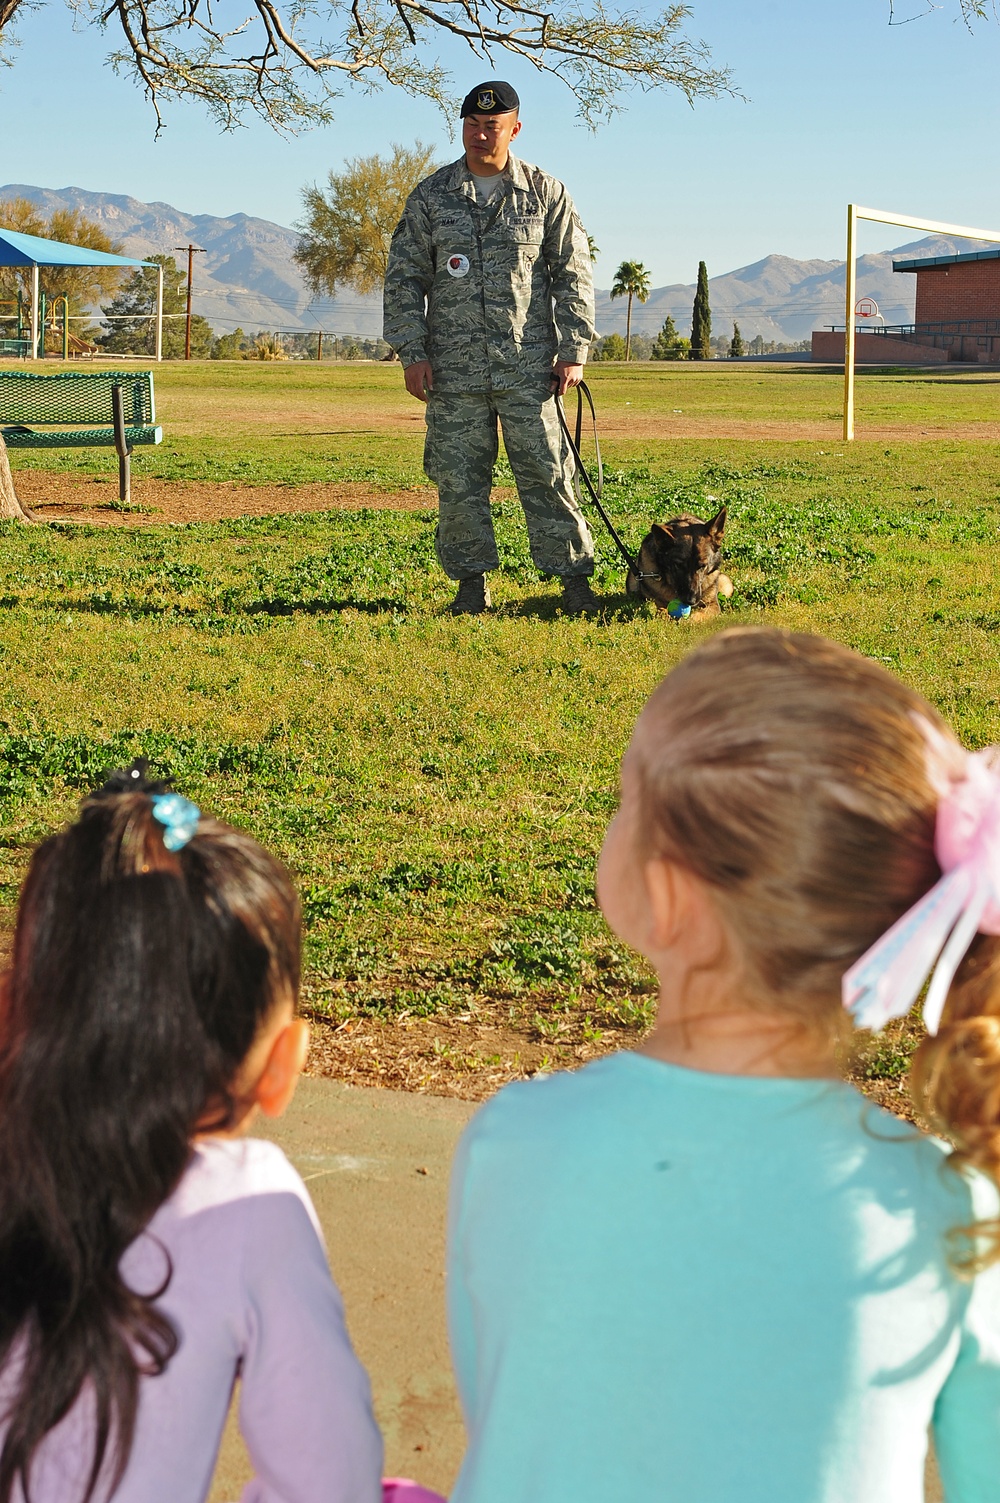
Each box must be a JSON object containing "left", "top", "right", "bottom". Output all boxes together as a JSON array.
[{"left": 236, "top": 1187, "right": 384, "bottom": 1503}]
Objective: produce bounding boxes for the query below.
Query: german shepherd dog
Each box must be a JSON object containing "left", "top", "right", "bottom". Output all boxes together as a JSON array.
[{"left": 625, "top": 507, "right": 732, "bottom": 615}]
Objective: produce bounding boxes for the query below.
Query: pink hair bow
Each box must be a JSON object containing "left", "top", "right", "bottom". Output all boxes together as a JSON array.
[{"left": 843, "top": 734, "right": 1000, "bottom": 1036}]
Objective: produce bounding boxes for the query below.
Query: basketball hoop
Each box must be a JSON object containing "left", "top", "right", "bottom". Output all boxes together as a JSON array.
[{"left": 854, "top": 297, "right": 880, "bottom": 319}]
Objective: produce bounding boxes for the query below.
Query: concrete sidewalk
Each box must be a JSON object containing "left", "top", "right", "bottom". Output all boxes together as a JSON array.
[{"left": 208, "top": 1076, "right": 476, "bottom": 1502}]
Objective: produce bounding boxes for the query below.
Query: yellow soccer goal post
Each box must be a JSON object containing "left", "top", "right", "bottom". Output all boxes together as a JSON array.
[{"left": 843, "top": 205, "right": 1000, "bottom": 439}]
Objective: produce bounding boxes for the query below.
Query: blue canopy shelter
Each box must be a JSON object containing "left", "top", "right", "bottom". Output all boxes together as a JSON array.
[{"left": 0, "top": 228, "right": 162, "bottom": 361}]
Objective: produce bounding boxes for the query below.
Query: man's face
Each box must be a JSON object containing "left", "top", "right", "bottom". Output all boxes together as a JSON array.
[{"left": 462, "top": 110, "right": 521, "bottom": 175}]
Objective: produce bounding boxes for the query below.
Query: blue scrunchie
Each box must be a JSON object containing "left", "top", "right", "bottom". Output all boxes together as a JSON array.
[{"left": 151, "top": 793, "right": 201, "bottom": 852}]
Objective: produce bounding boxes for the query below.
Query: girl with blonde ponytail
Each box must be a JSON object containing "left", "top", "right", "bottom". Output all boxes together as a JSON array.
[{"left": 447, "top": 628, "right": 1000, "bottom": 1503}]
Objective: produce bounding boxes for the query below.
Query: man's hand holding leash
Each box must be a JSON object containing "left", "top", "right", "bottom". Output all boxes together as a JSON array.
[{"left": 552, "top": 362, "right": 584, "bottom": 397}]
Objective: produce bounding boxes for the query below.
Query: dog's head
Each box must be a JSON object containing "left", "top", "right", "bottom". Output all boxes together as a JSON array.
[{"left": 638, "top": 508, "right": 727, "bottom": 610}]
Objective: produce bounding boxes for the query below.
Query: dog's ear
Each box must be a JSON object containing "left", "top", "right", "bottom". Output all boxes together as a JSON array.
[
  {"left": 707, "top": 506, "right": 727, "bottom": 544},
  {"left": 653, "top": 523, "right": 676, "bottom": 543}
]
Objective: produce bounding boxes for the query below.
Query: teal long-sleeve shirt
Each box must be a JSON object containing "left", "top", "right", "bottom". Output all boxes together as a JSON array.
[{"left": 447, "top": 1052, "right": 1000, "bottom": 1503}]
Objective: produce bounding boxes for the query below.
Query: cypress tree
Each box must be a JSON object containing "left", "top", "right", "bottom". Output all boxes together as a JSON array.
[
  {"left": 690, "top": 261, "right": 711, "bottom": 361},
  {"left": 728, "top": 321, "right": 745, "bottom": 358}
]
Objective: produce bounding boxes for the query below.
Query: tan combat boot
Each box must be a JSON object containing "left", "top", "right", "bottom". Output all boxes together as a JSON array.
[
  {"left": 451, "top": 574, "right": 491, "bottom": 615},
  {"left": 561, "top": 576, "right": 599, "bottom": 616}
]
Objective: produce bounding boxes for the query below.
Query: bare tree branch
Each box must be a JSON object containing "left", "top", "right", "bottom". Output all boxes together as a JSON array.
[
  {"left": 887, "top": 0, "right": 942, "bottom": 23},
  {"left": 888, "top": 0, "right": 998, "bottom": 23},
  {"left": 0, "top": 0, "right": 738, "bottom": 132}
]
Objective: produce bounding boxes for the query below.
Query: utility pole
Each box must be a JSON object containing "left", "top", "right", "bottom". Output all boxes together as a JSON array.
[
  {"left": 174, "top": 244, "right": 206, "bottom": 359},
  {"left": 316, "top": 331, "right": 323, "bottom": 361}
]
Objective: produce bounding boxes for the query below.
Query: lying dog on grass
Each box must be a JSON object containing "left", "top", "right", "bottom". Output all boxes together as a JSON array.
[{"left": 626, "top": 507, "right": 733, "bottom": 616}]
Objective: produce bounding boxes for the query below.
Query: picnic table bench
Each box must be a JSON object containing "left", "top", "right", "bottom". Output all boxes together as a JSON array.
[{"left": 0, "top": 369, "right": 162, "bottom": 506}]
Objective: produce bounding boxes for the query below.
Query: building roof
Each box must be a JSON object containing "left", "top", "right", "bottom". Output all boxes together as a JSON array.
[
  {"left": 893, "top": 247, "right": 1000, "bottom": 274},
  {"left": 0, "top": 227, "right": 152, "bottom": 269}
]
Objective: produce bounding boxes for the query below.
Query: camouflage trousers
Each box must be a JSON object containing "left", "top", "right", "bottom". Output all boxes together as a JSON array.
[{"left": 423, "top": 387, "right": 595, "bottom": 580}]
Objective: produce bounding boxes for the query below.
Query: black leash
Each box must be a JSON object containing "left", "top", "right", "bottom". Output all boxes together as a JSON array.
[{"left": 555, "top": 382, "right": 643, "bottom": 577}]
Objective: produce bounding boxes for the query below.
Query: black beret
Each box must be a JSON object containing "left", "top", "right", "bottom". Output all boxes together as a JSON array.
[{"left": 460, "top": 80, "right": 520, "bottom": 116}]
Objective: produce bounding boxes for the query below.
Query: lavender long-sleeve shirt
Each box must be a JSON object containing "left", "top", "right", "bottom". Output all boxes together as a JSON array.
[{"left": 5, "top": 1137, "right": 384, "bottom": 1503}]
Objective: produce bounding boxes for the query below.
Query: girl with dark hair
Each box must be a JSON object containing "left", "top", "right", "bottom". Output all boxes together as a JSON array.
[
  {"left": 448, "top": 629, "right": 1000, "bottom": 1503},
  {"left": 0, "top": 770, "right": 383, "bottom": 1503}
]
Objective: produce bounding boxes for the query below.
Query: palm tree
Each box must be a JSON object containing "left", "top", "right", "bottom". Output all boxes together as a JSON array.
[{"left": 609, "top": 260, "right": 651, "bottom": 360}]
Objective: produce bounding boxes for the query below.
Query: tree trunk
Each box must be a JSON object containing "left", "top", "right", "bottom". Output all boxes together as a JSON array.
[
  {"left": 625, "top": 294, "right": 633, "bottom": 361},
  {"left": 0, "top": 435, "right": 35, "bottom": 523}
]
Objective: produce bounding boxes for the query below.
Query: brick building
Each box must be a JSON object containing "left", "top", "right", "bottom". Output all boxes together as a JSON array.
[{"left": 811, "top": 246, "right": 1000, "bottom": 364}]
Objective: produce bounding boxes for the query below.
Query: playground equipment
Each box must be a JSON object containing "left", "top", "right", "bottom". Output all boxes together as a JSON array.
[
  {"left": 1, "top": 292, "right": 102, "bottom": 359},
  {"left": 36, "top": 293, "right": 72, "bottom": 359},
  {"left": 843, "top": 205, "right": 1000, "bottom": 439},
  {"left": 0, "top": 292, "right": 29, "bottom": 357},
  {"left": 0, "top": 228, "right": 162, "bottom": 362}
]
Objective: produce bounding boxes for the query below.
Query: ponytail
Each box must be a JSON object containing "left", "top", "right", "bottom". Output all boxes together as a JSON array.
[
  {"left": 911, "top": 935, "right": 1000, "bottom": 1271},
  {"left": 0, "top": 781, "right": 300, "bottom": 1501}
]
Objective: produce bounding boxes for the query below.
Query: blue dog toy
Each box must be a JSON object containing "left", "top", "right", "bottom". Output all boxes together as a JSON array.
[{"left": 667, "top": 599, "right": 692, "bottom": 620}]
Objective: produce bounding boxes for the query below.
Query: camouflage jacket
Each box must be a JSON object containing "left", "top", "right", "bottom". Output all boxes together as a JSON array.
[{"left": 383, "top": 155, "right": 595, "bottom": 393}]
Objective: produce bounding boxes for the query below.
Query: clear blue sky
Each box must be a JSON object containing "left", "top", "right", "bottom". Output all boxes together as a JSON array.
[{"left": 0, "top": 0, "right": 997, "bottom": 285}]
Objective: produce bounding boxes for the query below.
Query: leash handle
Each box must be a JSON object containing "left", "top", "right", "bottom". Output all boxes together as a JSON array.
[
  {"left": 555, "top": 381, "right": 638, "bottom": 575},
  {"left": 571, "top": 380, "right": 604, "bottom": 508}
]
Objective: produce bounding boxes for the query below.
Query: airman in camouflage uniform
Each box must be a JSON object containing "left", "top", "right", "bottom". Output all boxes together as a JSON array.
[{"left": 383, "top": 80, "right": 598, "bottom": 614}]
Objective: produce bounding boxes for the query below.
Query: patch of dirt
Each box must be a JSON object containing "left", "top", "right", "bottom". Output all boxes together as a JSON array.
[
  {"left": 304, "top": 1007, "right": 632, "bottom": 1102},
  {"left": 855, "top": 1075, "right": 919, "bottom": 1123},
  {"left": 12, "top": 473, "right": 437, "bottom": 526},
  {"left": 301, "top": 1003, "right": 920, "bottom": 1121}
]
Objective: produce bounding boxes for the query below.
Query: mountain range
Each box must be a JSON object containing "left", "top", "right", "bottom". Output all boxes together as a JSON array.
[
  {"left": 2, "top": 183, "right": 993, "bottom": 343},
  {"left": 0, "top": 183, "right": 363, "bottom": 337},
  {"left": 600, "top": 237, "right": 992, "bottom": 344}
]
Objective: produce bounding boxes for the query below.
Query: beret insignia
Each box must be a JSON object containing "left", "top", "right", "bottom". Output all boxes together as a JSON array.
[{"left": 460, "top": 80, "right": 519, "bottom": 116}]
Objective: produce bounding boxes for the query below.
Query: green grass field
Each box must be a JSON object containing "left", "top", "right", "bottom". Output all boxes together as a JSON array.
[
  {"left": 8, "top": 357, "right": 1000, "bottom": 487},
  {"left": 3, "top": 359, "right": 1000, "bottom": 1092}
]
